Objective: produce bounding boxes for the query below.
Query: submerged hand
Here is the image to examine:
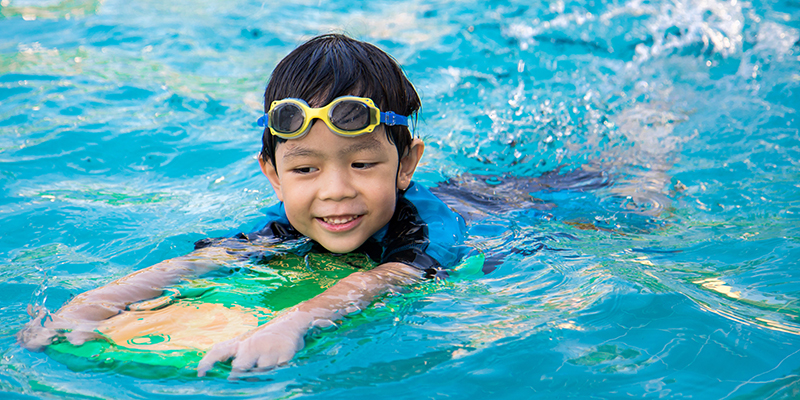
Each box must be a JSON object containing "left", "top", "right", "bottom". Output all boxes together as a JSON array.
[
  {"left": 196, "top": 313, "right": 308, "bottom": 378},
  {"left": 17, "top": 308, "right": 103, "bottom": 351}
]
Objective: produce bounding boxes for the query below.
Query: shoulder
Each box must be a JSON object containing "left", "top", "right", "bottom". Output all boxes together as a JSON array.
[
  {"left": 250, "top": 202, "right": 290, "bottom": 232},
  {"left": 245, "top": 202, "right": 302, "bottom": 241},
  {"left": 384, "top": 181, "right": 469, "bottom": 269},
  {"left": 401, "top": 182, "right": 467, "bottom": 237}
]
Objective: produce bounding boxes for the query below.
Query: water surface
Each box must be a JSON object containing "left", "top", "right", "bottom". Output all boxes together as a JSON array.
[{"left": 1, "top": 0, "right": 799, "bottom": 398}]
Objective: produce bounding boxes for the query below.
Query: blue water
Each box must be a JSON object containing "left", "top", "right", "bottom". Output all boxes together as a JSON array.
[{"left": 1, "top": 0, "right": 799, "bottom": 398}]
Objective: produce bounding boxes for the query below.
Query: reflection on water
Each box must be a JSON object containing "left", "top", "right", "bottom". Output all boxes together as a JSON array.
[
  {"left": 0, "top": 0, "right": 102, "bottom": 20},
  {"left": 1, "top": 0, "right": 799, "bottom": 398}
]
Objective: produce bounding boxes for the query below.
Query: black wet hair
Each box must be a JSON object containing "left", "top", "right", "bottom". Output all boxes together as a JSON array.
[{"left": 260, "top": 34, "right": 421, "bottom": 167}]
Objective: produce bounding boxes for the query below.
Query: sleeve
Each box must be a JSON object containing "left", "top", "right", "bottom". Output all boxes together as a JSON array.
[
  {"left": 193, "top": 202, "right": 302, "bottom": 259},
  {"left": 380, "top": 182, "right": 468, "bottom": 279},
  {"left": 246, "top": 202, "right": 302, "bottom": 241}
]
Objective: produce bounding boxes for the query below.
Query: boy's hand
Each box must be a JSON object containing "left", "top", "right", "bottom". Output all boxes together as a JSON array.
[
  {"left": 18, "top": 294, "right": 129, "bottom": 351},
  {"left": 17, "top": 308, "right": 104, "bottom": 351},
  {"left": 18, "top": 246, "right": 235, "bottom": 353},
  {"left": 196, "top": 312, "right": 309, "bottom": 378},
  {"left": 195, "top": 262, "right": 423, "bottom": 378}
]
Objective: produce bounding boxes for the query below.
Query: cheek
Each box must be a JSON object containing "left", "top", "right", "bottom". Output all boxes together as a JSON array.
[
  {"left": 369, "top": 177, "right": 399, "bottom": 216},
  {"left": 279, "top": 184, "right": 311, "bottom": 221}
]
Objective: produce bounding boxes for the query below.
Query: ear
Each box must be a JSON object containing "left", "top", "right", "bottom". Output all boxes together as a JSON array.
[
  {"left": 396, "top": 138, "right": 424, "bottom": 191},
  {"left": 258, "top": 154, "right": 284, "bottom": 202}
]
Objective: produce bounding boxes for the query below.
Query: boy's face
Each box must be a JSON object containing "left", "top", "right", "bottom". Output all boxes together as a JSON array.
[{"left": 260, "top": 121, "right": 423, "bottom": 254}]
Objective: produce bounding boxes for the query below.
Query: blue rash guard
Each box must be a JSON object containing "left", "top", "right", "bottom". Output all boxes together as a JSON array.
[{"left": 195, "top": 182, "right": 468, "bottom": 279}]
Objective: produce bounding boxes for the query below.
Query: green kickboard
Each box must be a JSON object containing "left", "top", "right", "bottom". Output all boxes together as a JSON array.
[{"left": 44, "top": 252, "right": 484, "bottom": 378}]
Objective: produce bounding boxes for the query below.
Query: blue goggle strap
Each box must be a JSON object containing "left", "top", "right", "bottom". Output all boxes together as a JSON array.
[{"left": 380, "top": 111, "right": 408, "bottom": 127}]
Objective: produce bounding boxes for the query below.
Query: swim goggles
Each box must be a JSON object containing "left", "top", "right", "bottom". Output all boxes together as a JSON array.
[{"left": 257, "top": 96, "right": 409, "bottom": 139}]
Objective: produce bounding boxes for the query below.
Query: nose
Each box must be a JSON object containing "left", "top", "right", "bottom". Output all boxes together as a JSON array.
[{"left": 318, "top": 166, "right": 358, "bottom": 201}]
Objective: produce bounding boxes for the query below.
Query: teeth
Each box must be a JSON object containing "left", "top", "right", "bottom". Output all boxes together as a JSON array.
[{"left": 322, "top": 215, "right": 358, "bottom": 225}]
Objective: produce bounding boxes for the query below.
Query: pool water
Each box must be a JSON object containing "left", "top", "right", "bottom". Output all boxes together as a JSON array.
[{"left": 1, "top": 0, "right": 799, "bottom": 398}]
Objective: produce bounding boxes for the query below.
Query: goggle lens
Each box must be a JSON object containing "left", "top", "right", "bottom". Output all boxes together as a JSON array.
[
  {"left": 330, "top": 100, "right": 370, "bottom": 131},
  {"left": 272, "top": 103, "right": 305, "bottom": 134}
]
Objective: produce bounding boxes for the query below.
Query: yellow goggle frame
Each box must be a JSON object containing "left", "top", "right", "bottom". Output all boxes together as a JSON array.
[{"left": 256, "top": 96, "right": 409, "bottom": 139}]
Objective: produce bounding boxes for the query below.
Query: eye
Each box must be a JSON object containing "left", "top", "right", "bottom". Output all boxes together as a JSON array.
[
  {"left": 351, "top": 162, "right": 375, "bottom": 170},
  {"left": 292, "top": 166, "right": 318, "bottom": 174}
]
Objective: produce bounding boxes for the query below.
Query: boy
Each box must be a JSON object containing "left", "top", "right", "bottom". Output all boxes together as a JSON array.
[{"left": 18, "top": 34, "right": 467, "bottom": 377}]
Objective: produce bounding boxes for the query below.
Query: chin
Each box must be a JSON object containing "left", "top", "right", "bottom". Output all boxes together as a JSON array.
[{"left": 316, "top": 240, "right": 363, "bottom": 255}]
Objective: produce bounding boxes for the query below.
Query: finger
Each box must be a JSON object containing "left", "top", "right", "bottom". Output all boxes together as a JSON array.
[
  {"left": 227, "top": 340, "right": 264, "bottom": 381},
  {"left": 17, "top": 326, "right": 56, "bottom": 351},
  {"left": 230, "top": 349, "right": 259, "bottom": 375},
  {"left": 276, "top": 350, "right": 295, "bottom": 365},
  {"left": 27, "top": 306, "right": 46, "bottom": 319},
  {"left": 28, "top": 311, "right": 47, "bottom": 328},
  {"left": 227, "top": 368, "right": 245, "bottom": 381},
  {"left": 255, "top": 353, "right": 279, "bottom": 371},
  {"left": 197, "top": 341, "right": 236, "bottom": 377},
  {"left": 226, "top": 353, "right": 282, "bottom": 381},
  {"left": 65, "top": 330, "right": 103, "bottom": 346},
  {"left": 253, "top": 344, "right": 298, "bottom": 372},
  {"left": 17, "top": 314, "right": 58, "bottom": 351},
  {"left": 42, "top": 314, "right": 77, "bottom": 331}
]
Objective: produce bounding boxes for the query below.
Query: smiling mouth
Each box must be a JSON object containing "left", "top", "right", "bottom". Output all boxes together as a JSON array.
[
  {"left": 317, "top": 214, "right": 363, "bottom": 231},
  {"left": 322, "top": 215, "right": 359, "bottom": 225}
]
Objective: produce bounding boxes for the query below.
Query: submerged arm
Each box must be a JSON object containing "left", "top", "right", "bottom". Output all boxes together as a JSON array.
[
  {"left": 18, "top": 246, "right": 238, "bottom": 351},
  {"left": 197, "top": 262, "right": 424, "bottom": 377}
]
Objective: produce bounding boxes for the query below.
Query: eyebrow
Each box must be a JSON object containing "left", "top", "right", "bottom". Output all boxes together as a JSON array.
[
  {"left": 336, "top": 135, "right": 383, "bottom": 158},
  {"left": 281, "top": 146, "right": 323, "bottom": 161},
  {"left": 280, "top": 135, "right": 384, "bottom": 161}
]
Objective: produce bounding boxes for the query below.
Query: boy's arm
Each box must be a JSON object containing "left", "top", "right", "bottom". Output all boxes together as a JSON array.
[
  {"left": 17, "top": 246, "right": 237, "bottom": 351},
  {"left": 196, "top": 261, "right": 423, "bottom": 377},
  {"left": 381, "top": 182, "right": 469, "bottom": 279}
]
